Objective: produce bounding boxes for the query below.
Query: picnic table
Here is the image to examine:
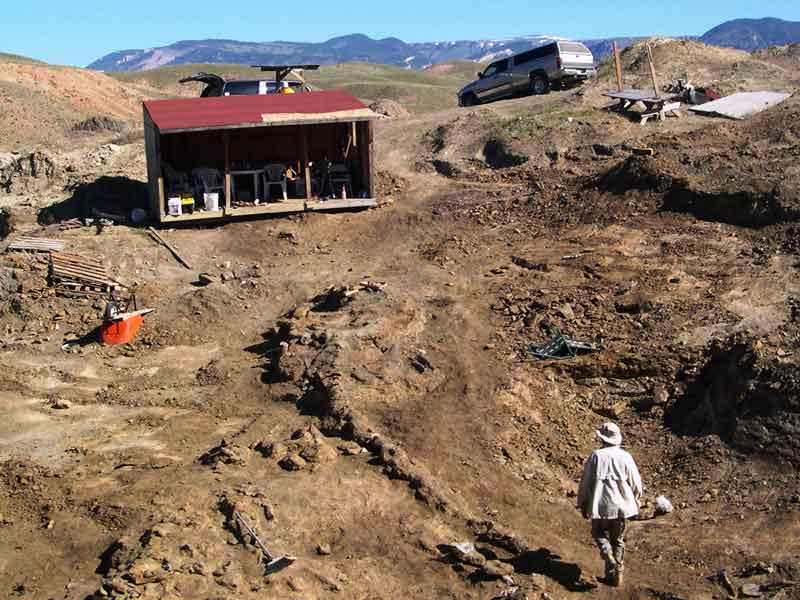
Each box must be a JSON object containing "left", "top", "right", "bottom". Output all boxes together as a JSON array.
[{"left": 604, "top": 89, "right": 682, "bottom": 125}]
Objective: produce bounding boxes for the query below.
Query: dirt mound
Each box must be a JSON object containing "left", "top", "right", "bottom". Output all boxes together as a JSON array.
[
  {"left": 0, "top": 150, "right": 59, "bottom": 194},
  {"left": 595, "top": 155, "right": 672, "bottom": 194},
  {"left": 592, "top": 96, "right": 800, "bottom": 227},
  {"left": 72, "top": 115, "right": 127, "bottom": 134},
  {"left": 663, "top": 181, "right": 800, "bottom": 227},
  {"left": 375, "top": 169, "right": 409, "bottom": 198},
  {"left": 668, "top": 335, "right": 800, "bottom": 465},
  {"left": 478, "top": 137, "right": 529, "bottom": 169},
  {"left": 597, "top": 37, "right": 783, "bottom": 95},
  {"left": 418, "top": 114, "right": 531, "bottom": 178},
  {"left": 369, "top": 99, "right": 410, "bottom": 119}
]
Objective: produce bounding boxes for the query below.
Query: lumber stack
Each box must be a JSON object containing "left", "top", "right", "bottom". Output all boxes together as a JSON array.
[
  {"left": 7, "top": 236, "right": 66, "bottom": 253},
  {"left": 49, "top": 252, "right": 119, "bottom": 297}
]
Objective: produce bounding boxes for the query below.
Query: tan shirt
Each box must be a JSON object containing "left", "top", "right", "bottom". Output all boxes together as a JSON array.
[{"left": 577, "top": 446, "right": 643, "bottom": 519}]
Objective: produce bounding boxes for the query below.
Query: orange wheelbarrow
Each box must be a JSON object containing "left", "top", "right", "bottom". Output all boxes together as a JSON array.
[{"left": 99, "top": 309, "right": 154, "bottom": 346}]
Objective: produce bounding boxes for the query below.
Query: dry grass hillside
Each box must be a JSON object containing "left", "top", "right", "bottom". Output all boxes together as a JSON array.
[
  {"left": 111, "top": 60, "right": 476, "bottom": 113},
  {"left": 0, "top": 55, "right": 168, "bottom": 151}
]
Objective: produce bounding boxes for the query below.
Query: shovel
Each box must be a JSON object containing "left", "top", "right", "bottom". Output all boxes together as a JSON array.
[{"left": 233, "top": 510, "right": 297, "bottom": 574}]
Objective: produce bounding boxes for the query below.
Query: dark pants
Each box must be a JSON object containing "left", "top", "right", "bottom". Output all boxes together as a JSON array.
[{"left": 591, "top": 517, "right": 627, "bottom": 574}]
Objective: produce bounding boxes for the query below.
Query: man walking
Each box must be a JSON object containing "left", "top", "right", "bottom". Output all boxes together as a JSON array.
[{"left": 577, "top": 422, "right": 643, "bottom": 587}]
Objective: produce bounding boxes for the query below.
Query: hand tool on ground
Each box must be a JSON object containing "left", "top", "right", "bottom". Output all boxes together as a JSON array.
[{"left": 233, "top": 510, "right": 297, "bottom": 574}]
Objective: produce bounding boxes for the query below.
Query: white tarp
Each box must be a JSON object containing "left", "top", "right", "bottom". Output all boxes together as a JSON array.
[{"left": 689, "top": 92, "right": 792, "bottom": 120}]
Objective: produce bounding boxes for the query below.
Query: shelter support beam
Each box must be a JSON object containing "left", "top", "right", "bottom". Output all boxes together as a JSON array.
[
  {"left": 303, "top": 126, "right": 312, "bottom": 201},
  {"left": 223, "top": 131, "right": 232, "bottom": 212}
]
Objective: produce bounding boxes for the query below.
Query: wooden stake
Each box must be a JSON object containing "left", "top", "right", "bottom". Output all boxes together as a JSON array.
[
  {"left": 613, "top": 41, "right": 623, "bottom": 93},
  {"left": 147, "top": 227, "right": 192, "bottom": 270},
  {"left": 646, "top": 43, "right": 660, "bottom": 98}
]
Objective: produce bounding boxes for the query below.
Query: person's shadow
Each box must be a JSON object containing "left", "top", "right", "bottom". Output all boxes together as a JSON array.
[{"left": 510, "top": 547, "right": 596, "bottom": 592}]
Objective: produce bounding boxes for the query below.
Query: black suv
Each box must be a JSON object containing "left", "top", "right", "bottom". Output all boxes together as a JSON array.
[{"left": 179, "top": 73, "right": 304, "bottom": 97}]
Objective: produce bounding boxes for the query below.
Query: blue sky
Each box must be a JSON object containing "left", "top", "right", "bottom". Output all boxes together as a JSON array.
[{"left": 2, "top": 0, "right": 800, "bottom": 67}]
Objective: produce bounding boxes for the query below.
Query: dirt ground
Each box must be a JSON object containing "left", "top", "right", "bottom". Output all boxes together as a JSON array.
[{"left": 2, "top": 39, "right": 800, "bottom": 600}]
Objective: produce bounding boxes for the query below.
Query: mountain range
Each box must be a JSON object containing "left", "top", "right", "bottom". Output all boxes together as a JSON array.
[{"left": 87, "top": 17, "right": 800, "bottom": 72}]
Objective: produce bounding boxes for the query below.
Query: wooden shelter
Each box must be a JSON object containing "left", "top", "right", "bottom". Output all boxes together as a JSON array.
[{"left": 143, "top": 90, "right": 379, "bottom": 223}]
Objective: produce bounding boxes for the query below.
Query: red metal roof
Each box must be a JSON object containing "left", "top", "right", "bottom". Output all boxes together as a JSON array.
[{"left": 144, "top": 90, "right": 372, "bottom": 133}]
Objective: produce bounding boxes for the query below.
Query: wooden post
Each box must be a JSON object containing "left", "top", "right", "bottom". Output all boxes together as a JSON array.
[
  {"left": 367, "top": 121, "right": 375, "bottom": 198},
  {"left": 646, "top": 43, "right": 660, "bottom": 98},
  {"left": 157, "top": 176, "right": 165, "bottom": 220},
  {"left": 154, "top": 123, "right": 165, "bottom": 223},
  {"left": 303, "top": 126, "right": 312, "bottom": 202},
  {"left": 613, "top": 41, "right": 623, "bottom": 93},
  {"left": 223, "top": 131, "right": 232, "bottom": 212}
]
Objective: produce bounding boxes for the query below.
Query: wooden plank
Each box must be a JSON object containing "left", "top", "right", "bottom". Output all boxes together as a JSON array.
[
  {"left": 51, "top": 271, "right": 109, "bottom": 283},
  {"left": 303, "top": 126, "right": 312, "bottom": 202},
  {"left": 51, "top": 256, "right": 108, "bottom": 276},
  {"left": 51, "top": 264, "right": 109, "bottom": 280},
  {"left": 161, "top": 211, "right": 226, "bottom": 223},
  {"left": 646, "top": 43, "right": 660, "bottom": 98},
  {"left": 144, "top": 108, "right": 160, "bottom": 221},
  {"left": 50, "top": 263, "right": 110, "bottom": 280},
  {"left": 228, "top": 201, "right": 305, "bottom": 216},
  {"left": 51, "top": 256, "right": 106, "bottom": 270},
  {"left": 367, "top": 121, "right": 375, "bottom": 199},
  {"left": 306, "top": 198, "right": 377, "bottom": 212},
  {"left": 11, "top": 236, "right": 63, "bottom": 244},
  {"left": 51, "top": 253, "right": 106, "bottom": 268},
  {"left": 613, "top": 41, "right": 623, "bottom": 93},
  {"left": 147, "top": 227, "right": 192, "bottom": 270},
  {"left": 8, "top": 237, "right": 65, "bottom": 252}
]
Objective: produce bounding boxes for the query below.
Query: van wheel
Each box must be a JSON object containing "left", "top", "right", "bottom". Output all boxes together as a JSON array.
[
  {"left": 460, "top": 93, "right": 478, "bottom": 107},
  {"left": 531, "top": 75, "right": 550, "bottom": 95}
]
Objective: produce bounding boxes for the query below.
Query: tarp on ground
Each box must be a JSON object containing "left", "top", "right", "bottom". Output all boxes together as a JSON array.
[{"left": 689, "top": 92, "right": 792, "bottom": 120}]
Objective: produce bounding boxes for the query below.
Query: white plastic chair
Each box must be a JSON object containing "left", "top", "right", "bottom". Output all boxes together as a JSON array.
[{"left": 262, "top": 164, "right": 288, "bottom": 202}]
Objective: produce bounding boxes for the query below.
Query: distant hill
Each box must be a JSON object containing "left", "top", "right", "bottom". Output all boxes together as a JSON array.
[
  {"left": 0, "top": 51, "right": 45, "bottom": 65},
  {"left": 701, "top": 17, "right": 800, "bottom": 51},
  {"left": 88, "top": 33, "right": 642, "bottom": 72}
]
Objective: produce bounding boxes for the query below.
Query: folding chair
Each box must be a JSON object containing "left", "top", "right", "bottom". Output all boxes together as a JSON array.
[
  {"left": 262, "top": 164, "right": 288, "bottom": 202},
  {"left": 328, "top": 163, "right": 353, "bottom": 199}
]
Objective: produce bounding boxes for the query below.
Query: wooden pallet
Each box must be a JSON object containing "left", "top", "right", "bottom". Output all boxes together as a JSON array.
[
  {"left": 49, "top": 251, "right": 123, "bottom": 297},
  {"left": 7, "top": 236, "right": 65, "bottom": 253}
]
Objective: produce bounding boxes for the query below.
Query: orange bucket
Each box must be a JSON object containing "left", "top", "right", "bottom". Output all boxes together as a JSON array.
[{"left": 100, "top": 314, "right": 145, "bottom": 345}]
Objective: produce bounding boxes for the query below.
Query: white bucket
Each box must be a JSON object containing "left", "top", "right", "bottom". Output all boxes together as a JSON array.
[
  {"left": 204, "top": 192, "right": 220, "bottom": 212},
  {"left": 167, "top": 196, "right": 181, "bottom": 216}
]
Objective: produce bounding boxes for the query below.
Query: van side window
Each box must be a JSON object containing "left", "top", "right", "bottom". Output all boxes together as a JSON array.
[
  {"left": 483, "top": 59, "right": 510, "bottom": 78},
  {"left": 515, "top": 43, "right": 557, "bottom": 65},
  {"left": 223, "top": 81, "right": 260, "bottom": 96}
]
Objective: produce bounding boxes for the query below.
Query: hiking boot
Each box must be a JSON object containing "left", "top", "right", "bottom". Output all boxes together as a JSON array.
[{"left": 610, "top": 570, "right": 623, "bottom": 587}]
